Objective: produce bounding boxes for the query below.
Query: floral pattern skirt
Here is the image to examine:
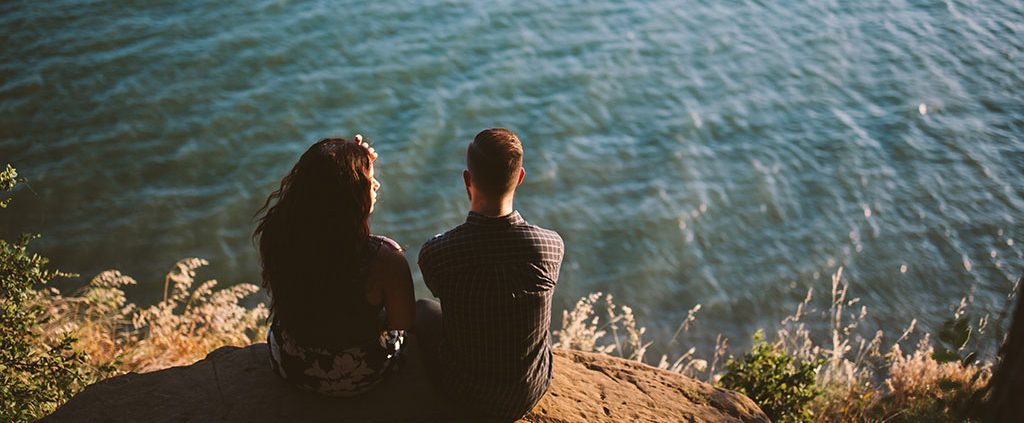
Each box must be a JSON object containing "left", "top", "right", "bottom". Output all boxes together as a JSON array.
[{"left": 268, "top": 326, "right": 404, "bottom": 397}]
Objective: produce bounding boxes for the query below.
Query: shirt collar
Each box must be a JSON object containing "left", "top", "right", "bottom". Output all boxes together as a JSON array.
[{"left": 466, "top": 210, "right": 526, "bottom": 227}]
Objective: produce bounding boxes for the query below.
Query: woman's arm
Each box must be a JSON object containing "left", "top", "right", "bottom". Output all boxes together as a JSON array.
[{"left": 375, "top": 247, "right": 416, "bottom": 330}]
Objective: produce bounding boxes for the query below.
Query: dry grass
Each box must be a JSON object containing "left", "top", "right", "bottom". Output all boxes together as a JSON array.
[
  {"left": 37, "top": 258, "right": 268, "bottom": 374},
  {"left": 557, "top": 268, "right": 997, "bottom": 421},
  {"left": 553, "top": 292, "right": 651, "bottom": 361},
  {"left": 884, "top": 337, "right": 991, "bottom": 421}
]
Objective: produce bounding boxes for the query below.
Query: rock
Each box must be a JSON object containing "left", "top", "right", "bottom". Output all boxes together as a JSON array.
[
  {"left": 524, "top": 349, "right": 767, "bottom": 422},
  {"left": 45, "top": 341, "right": 767, "bottom": 422},
  {"left": 44, "top": 339, "right": 444, "bottom": 423}
]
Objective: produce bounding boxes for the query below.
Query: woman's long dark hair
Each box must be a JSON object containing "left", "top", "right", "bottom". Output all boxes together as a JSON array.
[{"left": 253, "top": 139, "right": 374, "bottom": 344}]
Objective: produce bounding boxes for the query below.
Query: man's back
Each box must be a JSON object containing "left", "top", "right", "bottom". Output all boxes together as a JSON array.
[{"left": 418, "top": 210, "right": 563, "bottom": 420}]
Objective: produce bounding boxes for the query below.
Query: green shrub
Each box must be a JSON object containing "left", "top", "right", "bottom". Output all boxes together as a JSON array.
[
  {"left": 0, "top": 164, "right": 93, "bottom": 422},
  {"left": 719, "top": 330, "right": 825, "bottom": 422}
]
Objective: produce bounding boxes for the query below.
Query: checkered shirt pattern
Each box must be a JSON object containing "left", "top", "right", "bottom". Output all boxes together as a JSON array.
[{"left": 418, "top": 210, "right": 564, "bottom": 420}]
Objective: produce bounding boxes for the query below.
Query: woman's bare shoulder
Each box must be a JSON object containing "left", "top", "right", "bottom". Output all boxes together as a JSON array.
[
  {"left": 368, "top": 236, "right": 410, "bottom": 280},
  {"left": 370, "top": 235, "right": 404, "bottom": 253}
]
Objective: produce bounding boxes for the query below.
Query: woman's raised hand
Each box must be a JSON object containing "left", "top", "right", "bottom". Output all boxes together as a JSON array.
[{"left": 353, "top": 134, "right": 378, "bottom": 162}]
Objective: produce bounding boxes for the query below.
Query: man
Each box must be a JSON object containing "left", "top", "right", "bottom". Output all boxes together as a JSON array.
[{"left": 416, "top": 128, "right": 564, "bottom": 421}]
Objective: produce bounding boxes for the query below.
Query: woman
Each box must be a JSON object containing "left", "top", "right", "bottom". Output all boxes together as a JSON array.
[{"left": 253, "top": 135, "right": 415, "bottom": 396}]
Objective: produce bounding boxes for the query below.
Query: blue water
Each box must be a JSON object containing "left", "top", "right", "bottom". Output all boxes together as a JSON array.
[{"left": 2, "top": 0, "right": 1022, "bottom": 357}]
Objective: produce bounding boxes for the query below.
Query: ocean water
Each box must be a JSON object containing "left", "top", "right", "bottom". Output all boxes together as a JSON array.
[{"left": 2, "top": 0, "right": 1022, "bottom": 357}]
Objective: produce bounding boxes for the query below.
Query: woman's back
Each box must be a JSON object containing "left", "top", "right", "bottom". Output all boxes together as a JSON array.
[
  {"left": 273, "top": 235, "right": 394, "bottom": 346},
  {"left": 268, "top": 235, "right": 408, "bottom": 397}
]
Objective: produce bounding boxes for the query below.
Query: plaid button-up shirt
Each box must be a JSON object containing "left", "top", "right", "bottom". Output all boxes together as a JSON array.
[{"left": 418, "top": 210, "right": 564, "bottom": 420}]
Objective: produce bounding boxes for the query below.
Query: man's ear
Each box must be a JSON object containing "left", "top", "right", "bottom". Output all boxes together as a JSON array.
[
  {"left": 463, "top": 169, "right": 472, "bottom": 188},
  {"left": 516, "top": 168, "right": 525, "bottom": 186}
]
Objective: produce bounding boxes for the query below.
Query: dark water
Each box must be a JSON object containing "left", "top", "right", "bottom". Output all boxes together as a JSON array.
[{"left": 2, "top": 0, "right": 1022, "bottom": 356}]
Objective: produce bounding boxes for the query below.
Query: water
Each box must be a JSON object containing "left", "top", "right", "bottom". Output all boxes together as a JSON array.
[{"left": 2, "top": 0, "right": 1022, "bottom": 357}]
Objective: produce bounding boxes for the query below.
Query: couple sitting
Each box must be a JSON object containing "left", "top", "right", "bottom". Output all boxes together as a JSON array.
[{"left": 253, "top": 128, "right": 564, "bottom": 421}]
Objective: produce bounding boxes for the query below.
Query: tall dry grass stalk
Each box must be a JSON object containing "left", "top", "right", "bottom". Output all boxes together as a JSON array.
[{"left": 38, "top": 258, "right": 268, "bottom": 374}]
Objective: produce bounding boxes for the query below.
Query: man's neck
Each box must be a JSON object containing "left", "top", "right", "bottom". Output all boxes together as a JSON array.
[{"left": 469, "top": 195, "right": 515, "bottom": 217}]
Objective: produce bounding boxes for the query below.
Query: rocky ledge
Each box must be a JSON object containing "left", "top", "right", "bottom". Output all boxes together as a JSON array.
[{"left": 45, "top": 340, "right": 767, "bottom": 422}]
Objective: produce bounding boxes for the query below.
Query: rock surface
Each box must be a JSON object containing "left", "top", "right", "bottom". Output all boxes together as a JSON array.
[
  {"left": 45, "top": 340, "right": 767, "bottom": 422},
  {"left": 526, "top": 349, "right": 767, "bottom": 422}
]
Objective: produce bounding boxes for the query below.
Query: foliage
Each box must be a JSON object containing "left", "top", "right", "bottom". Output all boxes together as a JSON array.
[
  {"left": 0, "top": 164, "right": 91, "bottom": 422},
  {"left": 0, "top": 164, "right": 16, "bottom": 208},
  {"left": 558, "top": 266, "right": 1000, "bottom": 422},
  {"left": 718, "top": 330, "right": 825, "bottom": 422}
]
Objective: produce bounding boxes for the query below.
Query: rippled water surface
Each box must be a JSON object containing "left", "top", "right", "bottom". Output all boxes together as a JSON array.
[{"left": 2, "top": 0, "right": 1022, "bottom": 355}]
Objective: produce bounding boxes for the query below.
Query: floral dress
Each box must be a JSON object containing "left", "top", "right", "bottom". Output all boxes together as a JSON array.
[
  {"left": 267, "top": 235, "right": 405, "bottom": 397},
  {"left": 268, "top": 324, "right": 404, "bottom": 396}
]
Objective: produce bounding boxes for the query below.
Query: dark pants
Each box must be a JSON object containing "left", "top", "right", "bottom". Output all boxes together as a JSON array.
[{"left": 412, "top": 299, "right": 443, "bottom": 387}]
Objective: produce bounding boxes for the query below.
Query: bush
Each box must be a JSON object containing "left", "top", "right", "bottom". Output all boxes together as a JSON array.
[
  {"left": 718, "top": 330, "right": 825, "bottom": 422},
  {"left": 0, "top": 164, "right": 95, "bottom": 422}
]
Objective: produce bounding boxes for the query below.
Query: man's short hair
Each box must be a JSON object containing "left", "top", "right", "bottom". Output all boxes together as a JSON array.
[{"left": 467, "top": 128, "right": 523, "bottom": 196}]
